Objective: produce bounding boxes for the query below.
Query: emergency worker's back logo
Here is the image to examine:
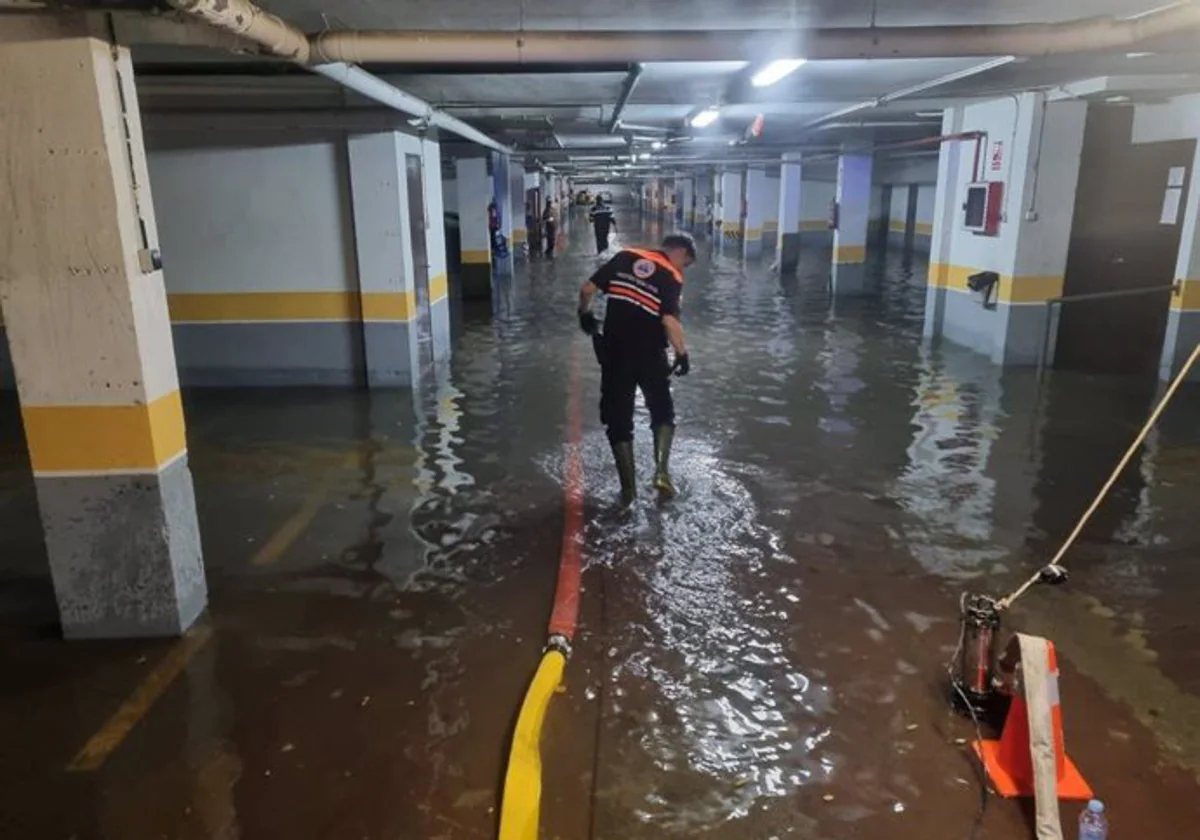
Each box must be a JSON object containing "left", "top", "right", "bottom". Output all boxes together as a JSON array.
[{"left": 632, "top": 259, "right": 656, "bottom": 279}]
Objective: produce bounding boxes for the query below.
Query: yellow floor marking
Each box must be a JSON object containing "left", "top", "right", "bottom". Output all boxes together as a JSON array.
[
  {"left": 68, "top": 625, "right": 214, "bottom": 772},
  {"left": 251, "top": 489, "right": 327, "bottom": 566}
]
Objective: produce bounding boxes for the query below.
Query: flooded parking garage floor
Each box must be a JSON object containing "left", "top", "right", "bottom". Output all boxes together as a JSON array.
[{"left": 2, "top": 211, "right": 1200, "bottom": 839}]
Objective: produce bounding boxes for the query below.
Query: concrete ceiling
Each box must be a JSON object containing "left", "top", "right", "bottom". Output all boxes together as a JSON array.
[
  {"left": 118, "top": 0, "right": 1200, "bottom": 172},
  {"left": 244, "top": 0, "right": 1161, "bottom": 31}
]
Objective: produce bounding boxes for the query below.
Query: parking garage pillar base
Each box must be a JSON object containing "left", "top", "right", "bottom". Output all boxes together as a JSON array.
[
  {"left": 0, "top": 17, "right": 207, "bottom": 638},
  {"left": 510, "top": 160, "right": 527, "bottom": 261},
  {"left": 744, "top": 167, "right": 769, "bottom": 259},
  {"left": 348, "top": 132, "right": 421, "bottom": 387},
  {"left": 833, "top": 154, "right": 873, "bottom": 295},
  {"left": 492, "top": 152, "right": 515, "bottom": 277},
  {"left": 719, "top": 171, "right": 743, "bottom": 255},
  {"left": 456, "top": 157, "right": 494, "bottom": 301},
  {"left": 776, "top": 154, "right": 803, "bottom": 274}
]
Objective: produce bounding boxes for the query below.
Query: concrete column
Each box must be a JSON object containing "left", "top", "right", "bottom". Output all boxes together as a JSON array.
[
  {"left": 926, "top": 94, "right": 1087, "bottom": 365},
  {"left": 418, "top": 138, "right": 452, "bottom": 364},
  {"left": 718, "top": 170, "right": 743, "bottom": 253},
  {"left": 678, "top": 177, "right": 695, "bottom": 230},
  {"left": 763, "top": 172, "right": 781, "bottom": 253},
  {"left": 924, "top": 106, "right": 965, "bottom": 342},
  {"left": 696, "top": 174, "right": 710, "bottom": 240},
  {"left": 777, "top": 153, "right": 803, "bottom": 273},
  {"left": 743, "top": 167, "right": 770, "bottom": 259},
  {"left": 491, "top": 152, "right": 513, "bottom": 276},
  {"left": 456, "top": 157, "right": 492, "bottom": 300},
  {"left": 509, "top": 160, "right": 527, "bottom": 260},
  {"left": 0, "top": 16, "right": 206, "bottom": 638},
  {"left": 347, "top": 132, "right": 421, "bottom": 386},
  {"left": 1161, "top": 142, "right": 1200, "bottom": 379},
  {"left": 833, "top": 153, "right": 874, "bottom": 294}
]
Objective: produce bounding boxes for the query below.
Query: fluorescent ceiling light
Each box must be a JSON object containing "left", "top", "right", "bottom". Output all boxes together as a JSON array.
[
  {"left": 651, "top": 140, "right": 665, "bottom": 150},
  {"left": 690, "top": 106, "right": 720, "bottom": 128},
  {"left": 751, "top": 58, "right": 807, "bottom": 88},
  {"left": 637, "top": 152, "right": 651, "bottom": 160},
  {"left": 1125, "top": 51, "right": 1153, "bottom": 58}
]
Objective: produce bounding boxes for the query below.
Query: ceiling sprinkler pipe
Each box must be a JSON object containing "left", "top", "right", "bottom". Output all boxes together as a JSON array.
[{"left": 310, "top": 5, "right": 1200, "bottom": 63}]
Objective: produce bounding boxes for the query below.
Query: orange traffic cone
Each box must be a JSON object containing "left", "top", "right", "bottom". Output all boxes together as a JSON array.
[{"left": 973, "top": 640, "right": 1093, "bottom": 800}]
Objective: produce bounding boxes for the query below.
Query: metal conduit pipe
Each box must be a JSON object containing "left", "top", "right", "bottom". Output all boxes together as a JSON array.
[
  {"left": 802, "top": 56, "right": 1017, "bottom": 130},
  {"left": 310, "top": 63, "right": 511, "bottom": 153},
  {"left": 606, "top": 63, "right": 644, "bottom": 133},
  {"left": 310, "top": 4, "right": 1200, "bottom": 63},
  {"left": 163, "top": 0, "right": 511, "bottom": 153}
]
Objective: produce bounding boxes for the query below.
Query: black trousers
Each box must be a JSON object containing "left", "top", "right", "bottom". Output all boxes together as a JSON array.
[
  {"left": 593, "top": 225, "right": 611, "bottom": 253},
  {"left": 598, "top": 343, "right": 674, "bottom": 444},
  {"left": 545, "top": 225, "right": 557, "bottom": 255}
]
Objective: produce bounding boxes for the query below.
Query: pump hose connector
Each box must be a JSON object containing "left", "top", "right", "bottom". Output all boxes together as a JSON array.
[{"left": 545, "top": 633, "right": 572, "bottom": 658}]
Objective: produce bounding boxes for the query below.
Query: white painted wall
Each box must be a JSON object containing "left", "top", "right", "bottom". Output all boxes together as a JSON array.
[
  {"left": 916, "top": 184, "right": 936, "bottom": 230},
  {"left": 765, "top": 175, "right": 780, "bottom": 226},
  {"left": 875, "top": 155, "right": 939, "bottom": 185},
  {"left": 149, "top": 140, "right": 355, "bottom": 294},
  {"left": 942, "top": 93, "right": 1085, "bottom": 278},
  {"left": 889, "top": 187, "right": 907, "bottom": 226},
  {"left": 869, "top": 184, "right": 884, "bottom": 222},
  {"left": 800, "top": 179, "right": 836, "bottom": 225}
]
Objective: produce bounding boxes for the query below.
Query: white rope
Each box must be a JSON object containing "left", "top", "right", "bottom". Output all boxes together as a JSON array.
[{"left": 998, "top": 341, "right": 1200, "bottom": 611}]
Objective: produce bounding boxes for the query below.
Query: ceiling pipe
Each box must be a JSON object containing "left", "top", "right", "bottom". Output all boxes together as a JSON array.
[
  {"left": 310, "top": 5, "right": 1200, "bottom": 63},
  {"left": 310, "top": 63, "right": 510, "bottom": 152},
  {"left": 163, "top": 0, "right": 511, "bottom": 153},
  {"left": 802, "top": 56, "right": 1016, "bottom": 130},
  {"left": 607, "top": 63, "right": 644, "bottom": 133}
]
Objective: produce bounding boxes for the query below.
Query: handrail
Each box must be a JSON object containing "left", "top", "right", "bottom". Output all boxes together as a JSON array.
[{"left": 1036, "top": 282, "right": 1180, "bottom": 378}]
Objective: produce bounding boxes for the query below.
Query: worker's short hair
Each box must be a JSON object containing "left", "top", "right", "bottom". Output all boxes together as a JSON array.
[{"left": 661, "top": 232, "right": 697, "bottom": 260}]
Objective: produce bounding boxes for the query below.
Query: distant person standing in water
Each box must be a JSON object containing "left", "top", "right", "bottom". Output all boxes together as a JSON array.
[{"left": 588, "top": 196, "right": 617, "bottom": 254}]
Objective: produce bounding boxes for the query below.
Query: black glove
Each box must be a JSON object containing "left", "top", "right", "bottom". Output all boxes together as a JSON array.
[
  {"left": 672, "top": 352, "right": 690, "bottom": 377},
  {"left": 579, "top": 311, "right": 599, "bottom": 336}
]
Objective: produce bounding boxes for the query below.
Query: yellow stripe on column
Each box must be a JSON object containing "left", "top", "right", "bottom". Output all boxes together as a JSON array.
[
  {"left": 1172, "top": 280, "right": 1200, "bottom": 311},
  {"left": 1000, "top": 275, "right": 1064, "bottom": 304},
  {"left": 834, "top": 245, "right": 866, "bottom": 264},
  {"left": 512, "top": 229, "right": 528, "bottom": 243},
  {"left": 462, "top": 249, "right": 492, "bottom": 265},
  {"left": 361, "top": 291, "right": 416, "bottom": 322},
  {"left": 799, "top": 220, "right": 829, "bottom": 231},
  {"left": 22, "top": 390, "right": 187, "bottom": 475},
  {"left": 168, "top": 292, "right": 362, "bottom": 323},
  {"left": 430, "top": 274, "right": 449, "bottom": 304},
  {"left": 927, "top": 264, "right": 1064, "bottom": 303}
]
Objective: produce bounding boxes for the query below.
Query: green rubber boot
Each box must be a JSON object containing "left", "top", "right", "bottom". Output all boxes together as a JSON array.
[
  {"left": 611, "top": 441, "right": 637, "bottom": 508},
  {"left": 652, "top": 425, "right": 677, "bottom": 499}
]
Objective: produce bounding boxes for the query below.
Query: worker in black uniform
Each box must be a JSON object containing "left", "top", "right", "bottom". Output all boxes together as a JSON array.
[
  {"left": 577, "top": 233, "right": 696, "bottom": 506},
  {"left": 588, "top": 196, "right": 617, "bottom": 255}
]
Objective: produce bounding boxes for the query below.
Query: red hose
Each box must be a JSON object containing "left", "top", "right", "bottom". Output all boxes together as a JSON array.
[{"left": 547, "top": 344, "right": 585, "bottom": 641}]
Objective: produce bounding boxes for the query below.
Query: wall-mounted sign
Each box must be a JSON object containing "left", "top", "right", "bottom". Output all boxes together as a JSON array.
[{"left": 989, "top": 140, "right": 1004, "bottom": 172}]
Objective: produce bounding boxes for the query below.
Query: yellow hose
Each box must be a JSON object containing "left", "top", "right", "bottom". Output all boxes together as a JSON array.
[{"left": 497, "top": 650, "right": 566, "bottom": 840}]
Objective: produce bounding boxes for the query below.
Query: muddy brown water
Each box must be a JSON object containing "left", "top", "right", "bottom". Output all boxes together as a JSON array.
[{"left": 1, "top": 208, "right": 1199, "bottom": 839}]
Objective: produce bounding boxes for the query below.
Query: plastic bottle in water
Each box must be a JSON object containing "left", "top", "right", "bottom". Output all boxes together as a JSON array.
[{"left": 1079, "top": 799, "right": 1108, "bottom": 840}]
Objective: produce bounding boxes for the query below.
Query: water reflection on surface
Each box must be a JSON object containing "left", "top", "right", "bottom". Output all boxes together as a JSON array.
[{"left": 1, "top": 211, "right": 1199, "bottom": 838}]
